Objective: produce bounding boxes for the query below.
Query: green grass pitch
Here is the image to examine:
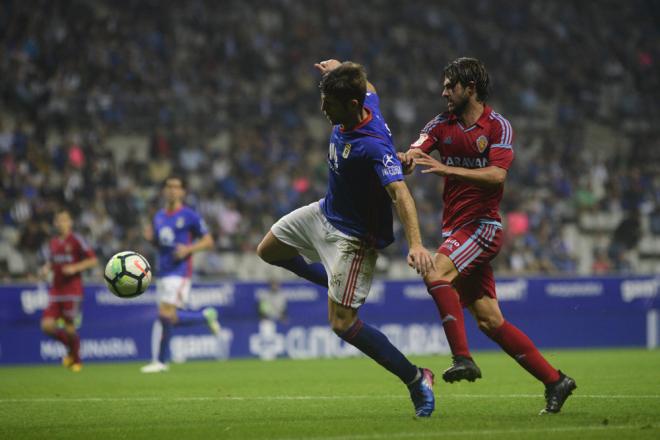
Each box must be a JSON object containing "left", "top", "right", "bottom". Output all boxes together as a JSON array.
[{"left": 1, "top": 349, "right": 659, "bottom": 439}]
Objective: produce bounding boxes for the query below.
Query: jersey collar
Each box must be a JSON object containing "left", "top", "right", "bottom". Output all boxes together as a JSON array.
[
  {"left": 165, "top": 206, "right": 184, "bottom": 216},
  {"left": 339, "top": 106, "right": 373, "bottom": 133},
  {"left": 448, "top": 105, "right": 492, "bottom": 130}
]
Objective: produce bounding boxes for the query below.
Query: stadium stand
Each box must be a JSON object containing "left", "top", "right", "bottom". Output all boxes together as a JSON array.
[{"left": 1, "top": 0, "right": 659, "bottom": 280}]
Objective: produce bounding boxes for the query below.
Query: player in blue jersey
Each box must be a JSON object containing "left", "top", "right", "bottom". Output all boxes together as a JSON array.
[
  {"left": 257, "top": 60, "right": 437, "bottom": 417},
  {"left": 141, "top": 175, "right": 219, "bottom": 373}
]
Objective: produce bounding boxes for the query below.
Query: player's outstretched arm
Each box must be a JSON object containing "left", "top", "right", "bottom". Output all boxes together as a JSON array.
[
  {"left": 62, "top": 256, "right": 98, "bottom": 276},
  {"left": 414, "top": 151, "right": 507, "bottom": 186},
  {"left": 385, "top": 180, "right": 435, "bottom": 276}
]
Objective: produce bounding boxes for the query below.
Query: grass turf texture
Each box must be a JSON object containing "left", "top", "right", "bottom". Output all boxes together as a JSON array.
[{"left": 0, "top": 349, "right": 658, "bottom": 439}]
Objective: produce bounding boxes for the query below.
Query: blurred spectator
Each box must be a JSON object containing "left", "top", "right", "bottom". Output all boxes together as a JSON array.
[
  {"left": 257, "top": 280, "right": 289, "bottom": 324},
  {"left": 1, "top": 0, "right": 658, "bottom": 278},
  {"left": 608, "top": 210, "right": 642, "bottom": 272}
]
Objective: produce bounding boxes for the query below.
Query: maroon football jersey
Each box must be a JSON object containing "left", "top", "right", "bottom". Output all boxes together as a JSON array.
[
  {"left": 47, "top": 233, "right": 95, "bottom": 296},
  {"left": 410, "top": 105, "right": 514, "bottom": 234}
]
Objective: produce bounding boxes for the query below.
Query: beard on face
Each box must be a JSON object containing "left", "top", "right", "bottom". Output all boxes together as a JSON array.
[{"left": 448, "top": 93, "right": 469, "bottom": 116}]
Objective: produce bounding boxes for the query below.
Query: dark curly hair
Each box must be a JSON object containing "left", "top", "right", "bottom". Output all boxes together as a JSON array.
[{"left": 444, "top": 57, "right": 490, "bottom": 102}]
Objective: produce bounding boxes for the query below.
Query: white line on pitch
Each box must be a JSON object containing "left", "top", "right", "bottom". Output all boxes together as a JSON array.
[
  {"left": 1, "top": 393, "right": 659, "bottom": 403},
  {"left": 276, "top": 424, "right": 658, "bottom": 440}
]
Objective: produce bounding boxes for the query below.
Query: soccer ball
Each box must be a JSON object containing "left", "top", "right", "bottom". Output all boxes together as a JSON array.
[{"left": 104, "top": 251, "right": 152, "bottom": 298}]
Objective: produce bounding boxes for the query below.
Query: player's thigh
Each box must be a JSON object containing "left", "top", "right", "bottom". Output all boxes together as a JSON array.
[
  {"left": 424, "top": 253, "right": 459, "bottom": 283},
  {"left": 326, "top": 236, "right": 377, "bottom": 310},
  {"left": 256, "top": 230, "right": 299, "bottom": 262},
  {"left": 157, "top": 276, "right": 191, "bottom": 309},
  {"left": 327, "top": 297, "right": 359, "bottom": 333},
  {"left": 440, "top": 222, "right": 502, "bottom": 276},
  {"left": 269, "top": 201, "right": 323, "bottom": 263}
]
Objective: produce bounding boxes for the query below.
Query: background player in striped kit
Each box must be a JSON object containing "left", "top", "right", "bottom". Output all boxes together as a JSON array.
[
  {"left": 40, "top": 208, "right": 98, "bottom": 372},
  {"left": 257, "top": 59, "right": 437, "bottom": 417},
  {"left": 140, "top": 175, "right": 219, "bottom": 373},
  {"left": 400, "top": 57, "right": 576, "bottom": 414}
]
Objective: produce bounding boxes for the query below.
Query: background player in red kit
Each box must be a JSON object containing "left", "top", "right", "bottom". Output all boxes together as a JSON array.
[
  {"left": 40, "top": 209, "right": 98, "bottom": 372},
  {"left": 399, "top": 57, "right": 577, "bottom": 414}
]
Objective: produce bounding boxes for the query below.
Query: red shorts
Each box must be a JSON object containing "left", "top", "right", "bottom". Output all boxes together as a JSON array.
[
  {"left": 42, "top": 297, "right": 82, "bottom": 323},
  {"left": 438, "top": 221, "right": 503, "bottom": 307}
]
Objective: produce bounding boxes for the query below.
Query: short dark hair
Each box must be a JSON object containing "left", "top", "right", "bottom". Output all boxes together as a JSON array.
[
  {"left": 318, "top": 61, "right": 367, "bottom": 107},
  {"left": 54, "top": 207, "right": 72, "bottom": 217},
  {"left": 163, "top": 175, "right": 186, "bottom": 189},
  {"left": 444, "top": 57, "right": 490, "bottom": 102}
]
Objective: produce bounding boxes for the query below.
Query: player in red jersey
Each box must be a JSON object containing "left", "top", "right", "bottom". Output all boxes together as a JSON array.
[
  {"left": 399, "top": 58, "right": 576, "bottom": 414},
  {"left": 40, "top": 209, "right": 98, "bottom": 372}
]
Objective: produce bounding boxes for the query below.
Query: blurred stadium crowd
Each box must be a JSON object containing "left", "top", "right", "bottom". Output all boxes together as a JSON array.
[{"left": 1, "top": 0, "right": 659, "bottom": 281}]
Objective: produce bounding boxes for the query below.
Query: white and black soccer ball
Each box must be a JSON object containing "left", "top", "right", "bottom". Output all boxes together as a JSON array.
[{"left": 104, "top": 251, "right": 152, "bottom": 298}]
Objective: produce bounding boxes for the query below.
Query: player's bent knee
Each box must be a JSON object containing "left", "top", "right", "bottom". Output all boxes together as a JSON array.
[
  {"left": 41, "top": 320, "right": 56, "bottom": 334},
  {"left": 328, "top": 315, "right": 354, "bottom": 335},
  {"left": 256, "top": 233, "right": 284, "bottom": 263},
  {"left": 158, "top": 304, "right": 177, "bottom": 321},
  {"left": 425, "top": 254, "right": 458, "bottom": 284},
  {"left": 256, "top": 238, "right": 270, "bottom": 262},
  {"left": 330, "top": 320, "right": 351, "bottom": 336},
  {"left": 476, "top": 316, "right": 504, "bottom": 334}
]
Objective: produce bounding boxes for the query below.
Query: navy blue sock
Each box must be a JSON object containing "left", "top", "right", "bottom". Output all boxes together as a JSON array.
[
  {"left": 176, "top": 309, "right": 207, "bottom": 326},
  {"left": 338, "top": 319, "right": 418, "bottom": 384},
  {"left": 272, "top": 255, "right": 328, "bottom": 287},
  {"left": 158, "top": 317, "right": 172, "bottom": 363}
]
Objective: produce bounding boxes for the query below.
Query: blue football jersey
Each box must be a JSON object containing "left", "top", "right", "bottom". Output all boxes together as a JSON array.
[
  {"left": 153, "top": 206, "right": 209, "bottom": 277},
  {"left": 320, "top": 92, "right": 404, "bottom": 249}
]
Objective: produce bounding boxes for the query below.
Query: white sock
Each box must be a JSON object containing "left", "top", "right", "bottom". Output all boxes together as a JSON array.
[{"left": 150, "top": 319, "right": 163, "bottom": 363}]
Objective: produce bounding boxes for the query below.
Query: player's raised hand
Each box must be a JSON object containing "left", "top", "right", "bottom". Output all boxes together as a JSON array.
[
  {"left": 174, "top": 244, "right": 192, "bottom": 260},
  {"left": 314, "top": 59, "right": 342, "bottom": 74},
  {"left": 414, "top": 151, "right": 450, "bottom": 176},
  {"left": 407, "top": 244, "right": 436, "bottom": 277}
]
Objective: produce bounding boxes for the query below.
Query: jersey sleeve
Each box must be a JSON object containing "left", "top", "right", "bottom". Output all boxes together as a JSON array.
[
  {"left": 488, "top": 115, "right": 515, "bottom": 170},
  {"left": 189, "top": 210, "right": 210, "bottom": 238},
  {"left": 364, "top": 139, "right": 404, "bottom": 186},
  {"left": 73, "top": 233, "right": 96, "bottom": 259},
  {"left": 410, "top": 114, "right": 445, "bottom": 153}
]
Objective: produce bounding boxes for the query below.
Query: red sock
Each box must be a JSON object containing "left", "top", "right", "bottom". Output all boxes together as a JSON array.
[
  {"left": 487, "top": 321, "right": 560, "bottom": 384},
  {"left": 69, "top": 333, "right": 81, "bottom": 363},
  {"left": 54, "top": 330, "right": 71, "bottom": 349},
  {"left": 426, "top": 280, "right": 471, "bottom": 358}
]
